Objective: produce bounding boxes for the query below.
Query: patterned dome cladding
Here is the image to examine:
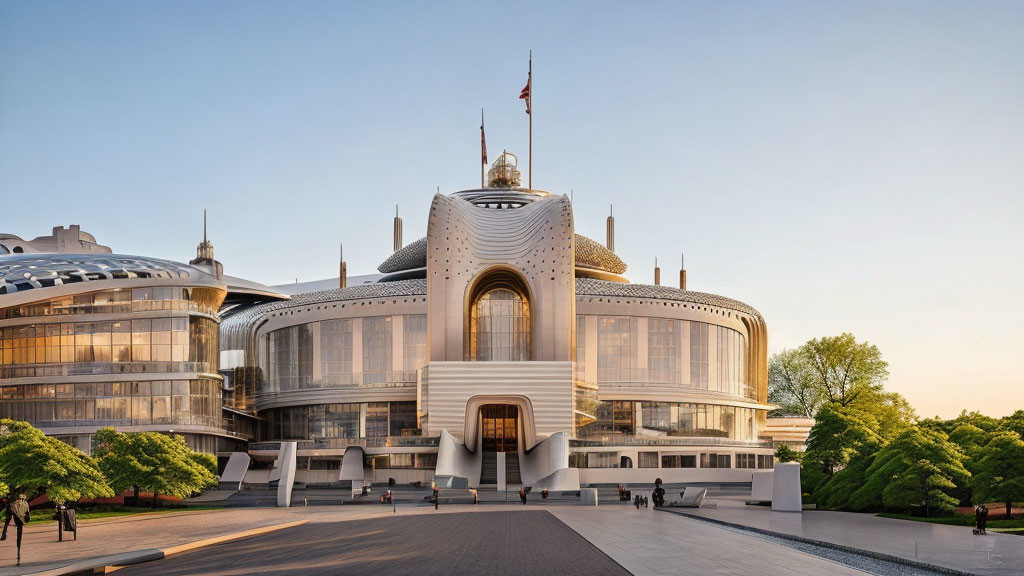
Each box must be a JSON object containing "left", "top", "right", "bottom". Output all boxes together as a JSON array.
[
  {"left": 574, "top": 234, "right": 626, "bottom": 275},
  {"left": 378, "top": 234, "right": 625, "bottom": 276},
  {"left": 0, "top": 254, "right": 213, "bottom": 294}
]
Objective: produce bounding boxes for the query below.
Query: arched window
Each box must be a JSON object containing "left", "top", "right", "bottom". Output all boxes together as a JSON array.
[{"left": 468, "top": 269, "right": 530, "bottom": 361}]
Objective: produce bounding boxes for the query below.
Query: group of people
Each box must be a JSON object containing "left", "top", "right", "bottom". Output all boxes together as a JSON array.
[{"left": 974, "top": 504, "right": 989, "bottom": 535}]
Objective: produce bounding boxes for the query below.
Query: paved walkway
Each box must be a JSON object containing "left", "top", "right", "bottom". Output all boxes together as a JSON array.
[
  {"left": 0, "top": 508, "right": 308, "bottom": 575},
  {"left": 549, "top": 505, "right": 871, "bottom": 576},
  {"left": 674, "top": 496, "right": 1024, "bottom": 575},
  {"left": 116, "top": 510, "right": 630, "bottom": 576}
]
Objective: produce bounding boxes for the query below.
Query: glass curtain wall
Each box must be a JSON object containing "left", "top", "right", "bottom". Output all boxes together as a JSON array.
[
  {"left": 689, "top": 321, "right": 709, "bottom": 389},
  {"left": 403, "top": 315, "right": 427, "bottom": 374},
  {"left": 1, "top": 317, "right": 218, "bottom": 376},
  {"left": 266, "top": 324, "right": 313, "bottom": 391},
  {"left": 648, "top": 318, "right": 680, "bottom": 384},
  {"left": 320, "top": 319, "right": 353, "bottom": 386},
  {"left": 577, "top": 400, "right": 759, "bottom": 441},
  {"left": 362, "top": 317, "right": 392, "bottom": 384},
  {"left": 597, "top": 317, "right": 637, "bottom": 382},
  {"left": 0, "top": 379, "right": 222, "bottom": 428},
  {"left": 473, "top": 289, "right": 529, "bottom": 361}
]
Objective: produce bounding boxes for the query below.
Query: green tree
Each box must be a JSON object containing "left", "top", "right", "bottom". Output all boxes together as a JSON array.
[
  {"left": 774, "top": 444, "right": 801, "bottom": 463},
  {"left": 849, "top": 390, "right": 916, "bottom": 441},
  {"left": 999, "top": 410, "right": 1024, "bottom": 440},
  {"left": 768, "top": 348, "right": 821, "bottom": 417},
  {"left": 804, "top": 404, "right": 882, "bottom": 476},
  {"left": 920, "top": 411, "right": 1000, "bottom": 435},
  {"left": 971, "top": 432, "right": 1024, "bottom": 519},
  {"left": 815, "top": 451, "right": 877, "bottom": 510},
  {"left": 803, "top": 333, "right": 889, "bottom": 407},
  {"left": 853, "top": 427, "right": 968, "bottom": 517},
  {"left": 0, "top": 419, "right": 113, "bottom": 503},
  {"left": 94, "top": 428, "right": 217, "bottom": 506}
]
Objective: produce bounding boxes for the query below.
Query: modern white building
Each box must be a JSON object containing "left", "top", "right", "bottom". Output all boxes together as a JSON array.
[
  {"left": 0, "top": 155, "right": 776, "bottom": 490},
  {"left": 223, "top": 154, "right": 775, "bottom": 489}
]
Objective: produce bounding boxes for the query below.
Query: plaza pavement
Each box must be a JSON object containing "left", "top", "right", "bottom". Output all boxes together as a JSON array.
[
  {"left": 671, "top": 496, "right": 1024, "bottom": 575},
  {"left": 0, "top": 502, "right": 878, "bottom": 576}
]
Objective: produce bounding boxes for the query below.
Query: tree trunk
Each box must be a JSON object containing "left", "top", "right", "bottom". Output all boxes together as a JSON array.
[
  {"left": 1008, "top": 501, "right": 1013, "bottom": 520},
  {"left": 152, "top": 492, "right": 159, "bottom": 508},
  {"left": 133, "top": 486, "right": 139, "bottom": 500}
]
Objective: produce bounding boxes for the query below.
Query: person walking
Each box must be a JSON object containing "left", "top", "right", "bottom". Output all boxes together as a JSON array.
[
  {"left": 519, "top": 488, "right": 527, "bottom": 505},
  {"left": 2, "top": 494, "right": 31, "bottom": 566}
]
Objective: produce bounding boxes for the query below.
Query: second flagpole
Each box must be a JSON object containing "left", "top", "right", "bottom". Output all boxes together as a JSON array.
[{"left": 528, "top": 50, "right": 532, "bottom": 191}]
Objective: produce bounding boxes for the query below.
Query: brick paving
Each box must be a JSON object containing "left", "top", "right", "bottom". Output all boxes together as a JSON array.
[{"left": 116, "top": 510, "right": 631, "bottom": 576}]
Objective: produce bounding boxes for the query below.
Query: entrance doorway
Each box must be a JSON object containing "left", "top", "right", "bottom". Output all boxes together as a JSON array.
[
  {"left": 480, "top": 404, "right": 521, "bottom": 485},
  {"left": 481, "top": 404, "right": 518, "bottom": 452}
]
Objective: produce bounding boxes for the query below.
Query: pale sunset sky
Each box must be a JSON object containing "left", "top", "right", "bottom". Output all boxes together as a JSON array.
[{"left": 1, "top": 1, "right": 1022, "bottom": 418}]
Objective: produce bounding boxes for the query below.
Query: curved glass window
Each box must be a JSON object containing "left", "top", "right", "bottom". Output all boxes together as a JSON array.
[
  {"left": 472, "top": 289, "right": 529, "bottom": 361},
  {"left": 0, "top": 317, "right": 219, "bottom": 377},
  {"left": 0, "top": 378, "right": 222, "bottom": 429}
]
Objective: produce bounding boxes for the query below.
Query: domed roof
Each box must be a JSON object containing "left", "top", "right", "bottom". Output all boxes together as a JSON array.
[
  {"left": 574, "top": 234, "right": 626, "bottom": 275},
  {"left": 378, "top": 234, "right": 626, "bottom": 276}
]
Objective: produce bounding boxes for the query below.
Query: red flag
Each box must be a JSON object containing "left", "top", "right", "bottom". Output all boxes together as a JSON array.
[{"left": 519, "top": 78, "right": 531, "bottom": 114}]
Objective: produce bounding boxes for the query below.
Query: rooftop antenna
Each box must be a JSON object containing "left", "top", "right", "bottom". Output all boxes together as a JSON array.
[
  {"left": 393, "top": 205, "right": 403, "bottom": 252},
  {"left": 571, "top": 188, "right": 574, "bottom": 203},
  {"left": 606, "top": 204, "right": 615, "bottom": 252},
  {"left": 679, "top": 252, "right": 687, "bottom": 290},
  {"left": 339, "top": 242, "right": 347, "bottom": 289},
  {"left": 203, "top": 209, "right": 207, "bottom": 243}
]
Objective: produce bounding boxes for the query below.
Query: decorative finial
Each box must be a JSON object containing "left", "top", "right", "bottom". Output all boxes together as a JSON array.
[{"left": 679, "top": 252, "right": 687, "bottom": 291}]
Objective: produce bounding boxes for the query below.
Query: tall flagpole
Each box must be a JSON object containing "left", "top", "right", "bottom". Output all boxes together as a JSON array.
[
  {"left": 480, "top": 109, "right": 486, "bottom": 188},
  {"left": 528, "top": 50, "right": 532, "bottom": 191}
]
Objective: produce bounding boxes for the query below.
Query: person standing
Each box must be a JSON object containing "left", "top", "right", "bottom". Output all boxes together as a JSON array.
[
  {"left": 0, "top": 495, "right": 9, "bottom": 542},
  {"left": 977, "top": 504, "right": 989, "bottom": 535},
  {"left": 2, "top": 494, "right": 31, "bottom": 566}
]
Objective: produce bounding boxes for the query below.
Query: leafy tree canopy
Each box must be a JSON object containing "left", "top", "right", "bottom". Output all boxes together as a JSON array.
[
  {"left": 804, "top": 404, "right": 883, "bottom": 476},
  {"left": 774, "top": 444, "right": 801, "bottom": 463},
  {"left": 853, "top": 427, "right": 968, "bottom": 516},
  {"left": 768, "top": 334, "right": 898, "bottom": 421},
  {"left": 804, "top": 333, "right": 889, "bottom": 407},
  {"left": 971, "top": 431, "right": 1024, "bottom": 519},
  {"left": 0, "top": 419, "right": 113, "bottom": 503},
  {"left": 920, "top": 410, "right": 1001, "bottom": 435},
  {"left": 94, "top": 428, "right": 217, "bottom": 503},
  {"left": 999, "top": 410, "right": 1024, "bottom": 440},
  {"left": 768, "top": 348, "right": 822, "bottom": 418}
]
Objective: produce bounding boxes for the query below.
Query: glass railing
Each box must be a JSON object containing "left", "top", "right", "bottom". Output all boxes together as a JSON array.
[
  {"left": 249, "top": 435, "right": 439, "bottom": 452},
  {"left": 254, "top": 373, "right": 419, "bottom": 401},
  {"left": 0, "top": 299, "right": 218, "bottom": 320},
  {"left": 571, "top": 435, "right": 772, "bottom": 448},
  {"left": 573, "top": 367, "right": 759, "bottom": 401},
  {"left": 1, "top": 361, "right": 217, "bottom": 379},
  {"left": 33, "top": 415, "right": 225, "bottom": 429}
]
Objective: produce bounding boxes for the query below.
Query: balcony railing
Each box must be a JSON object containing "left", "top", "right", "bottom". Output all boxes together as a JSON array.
[
  {"left": 573, "top": 368, "right": 757, "bottom": 400},
  {"left": 1, "top": 361, "right": 217, "bottom": 379},
  {"left": 249, "top": 435, "right": 440, "bottom": 452},
  {"left": 571, "top": 435, "right": 772, "bottom": 448}
]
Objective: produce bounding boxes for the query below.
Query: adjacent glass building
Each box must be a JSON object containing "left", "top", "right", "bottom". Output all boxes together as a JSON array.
[{"left": 0, "top": 255, "right": 232, "bottom": 453}]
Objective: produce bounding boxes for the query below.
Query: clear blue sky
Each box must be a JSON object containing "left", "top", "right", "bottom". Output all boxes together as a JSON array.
[{"left": 2, "top": 1, "right": 1022, "bottom": 418}]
